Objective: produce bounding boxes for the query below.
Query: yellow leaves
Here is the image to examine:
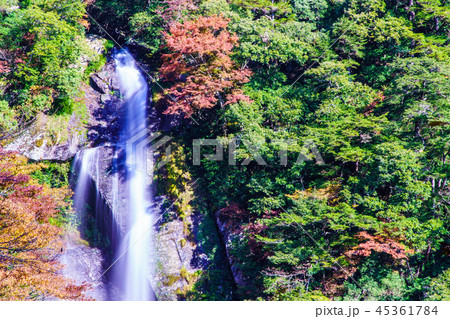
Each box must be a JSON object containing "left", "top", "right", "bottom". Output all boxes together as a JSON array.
[
  {"left": 0, "top": 152, "right": 46, "bottom": 178},
  {"left": 286, "top": 184, "right": 341, "bottom": 205},
  {"left": 161, "top": 144, "right": 194, "bottom": 220},
  {"left": 0, "top": 148, "right": 86, "bottom": 300}
]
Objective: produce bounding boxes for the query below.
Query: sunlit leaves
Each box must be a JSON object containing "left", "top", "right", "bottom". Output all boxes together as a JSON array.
[
  {"left": 0, "top": 148, "right": 88, "bottom": 300},
  {"left": 0, "top": 0, "right": 88, "bottom": 136}
]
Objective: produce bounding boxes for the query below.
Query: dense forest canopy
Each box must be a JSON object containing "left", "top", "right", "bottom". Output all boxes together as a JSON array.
[{"left": 1, "top": 0, "right": 449, "bottom": 300}]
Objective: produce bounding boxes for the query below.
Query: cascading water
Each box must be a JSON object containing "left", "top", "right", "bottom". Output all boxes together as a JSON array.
[
  {"left": 73, "top": 148, "right": 99, "bottom": 214},
  {"left": 70, "top": 49, "right": 155, "bottom": 301},
  {"left": 113, "top": 50, "right": 155, "bottom": 301}
]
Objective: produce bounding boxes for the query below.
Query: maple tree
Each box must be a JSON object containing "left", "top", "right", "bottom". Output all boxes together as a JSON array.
[
  {"left": 346, "top": 231, "right": 412, "bottom": 261},
  {"left": 0, "top": 147, "right": 89, "bottom": 300},
  {"left": 159, "top": 14, "right": 252, "bottom": 117}
]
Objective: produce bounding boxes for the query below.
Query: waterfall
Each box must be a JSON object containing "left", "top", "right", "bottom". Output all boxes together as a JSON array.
[
  {"left": 73, "top": 148, "right": 99, "bottom": 215},
  {"left": 114, "top": 50, "right": 155, "bottom": 301},
  {"left": 70, "top": 49, "right": 155, "bottom": 301}
]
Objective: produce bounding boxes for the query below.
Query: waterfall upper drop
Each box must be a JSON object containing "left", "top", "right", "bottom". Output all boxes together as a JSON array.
[{"left": 114, "top": 49, "right": 155, "bottom": 301}]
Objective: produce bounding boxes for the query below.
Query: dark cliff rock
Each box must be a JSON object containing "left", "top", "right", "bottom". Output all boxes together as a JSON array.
[
  {"left": 85, "top": 61, "right": 124, "bottom": 147},
  {"left": 215, "top": 210, "right": 249, "bottom": 290},
  {"left": 90, "top": 74, "right": 109, "bottom": 94}
]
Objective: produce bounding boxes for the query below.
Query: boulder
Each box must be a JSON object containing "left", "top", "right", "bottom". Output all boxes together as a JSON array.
[
  {"left": 85, "top": 34, "right": 107, "bottom": 56},
  {"left": 60, "top": 238, "right": 110, "bottom": 301}
]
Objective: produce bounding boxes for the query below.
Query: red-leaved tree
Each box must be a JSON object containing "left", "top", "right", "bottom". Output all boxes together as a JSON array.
[{"left": 159, "top": 15, "right": 252, "bottom": 117}]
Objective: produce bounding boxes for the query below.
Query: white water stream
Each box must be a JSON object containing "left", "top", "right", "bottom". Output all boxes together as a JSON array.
[
  {"left": 114, "top": 50, "right": 154, "bottom": 301},
  {"left": 71, "top": 50, "right": 155, "bottom": 300}
]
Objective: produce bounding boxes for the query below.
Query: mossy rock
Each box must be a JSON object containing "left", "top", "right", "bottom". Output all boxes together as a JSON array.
[
  {"left": 35, "top": 138, "right": 44, "bottom": 147},
  {"left": 163, "top": 274, "right": 181, "bottom": 287}
]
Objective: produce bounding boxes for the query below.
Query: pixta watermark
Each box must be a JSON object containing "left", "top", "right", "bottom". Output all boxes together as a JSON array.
[
  {"left": 193, "top": 138, "right": 325, "bottom": 166},
  {"left": 126, "top": 130, "right": 325, "bottom": 177}
]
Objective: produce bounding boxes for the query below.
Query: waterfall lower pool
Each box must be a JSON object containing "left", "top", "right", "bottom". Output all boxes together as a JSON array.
[{"left": 70, "top": 49, "right": 156, "bottom": 301}]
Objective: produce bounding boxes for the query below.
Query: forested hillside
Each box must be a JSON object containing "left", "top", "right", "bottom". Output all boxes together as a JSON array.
[{"left": 1, "top": 0, "right": 449, "bottom": 301}]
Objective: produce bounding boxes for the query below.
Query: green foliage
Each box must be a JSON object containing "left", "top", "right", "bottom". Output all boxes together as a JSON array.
[
  {"left": 413, "top": 0, "right": 450, "bottom": 36},
  {"left": 0, "top": 0, "right": 88, "bottom": 136},
  {"left": 31, "top": 161, "right": 70, "bottom": 188},
  {"left": 167, "top": 0, "right": 450, "bottom": 301},
  {"left": 263, "top": 275, "right": 329, "bottom": 301},
  {"left": 103, "top": 39, "right": 114, "bottom": 52},
  {"left": 93, "top": 0, "right": 148, "bottom": 21},
  {"left": 427, "top": 268, "right": 450, "bottom": 301},
  {"left": 158, "top": 143, "right": 194, "bottom": 220},
  {"left": 387, "top": 56, "right": 450, "bottom": 121},
  {"left": 200, "top": 0, "right": 235, "bottom": 17},
  {"left": 92, "top": 0, "right": 164, "bottom": 55}
]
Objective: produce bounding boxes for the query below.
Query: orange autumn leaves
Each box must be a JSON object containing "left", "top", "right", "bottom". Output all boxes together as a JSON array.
[
  {"left": 346, "top": 231, "right": 413, "bottom": 261},
  {"left": 0, "top": 148, "right": 88, "bottom": 300},
  {"left": 160, "top": 15, "right": 252, "bottom": 117}
]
